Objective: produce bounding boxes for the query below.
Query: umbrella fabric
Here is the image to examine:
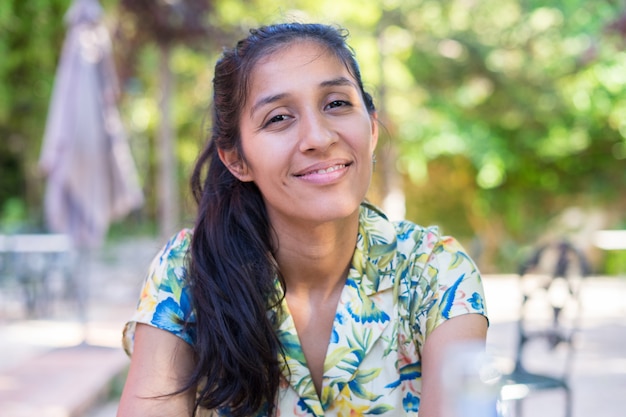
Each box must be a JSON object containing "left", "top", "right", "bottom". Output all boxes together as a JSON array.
[{"left": 39, "top": 0, "right": 143, "bottom": 248}]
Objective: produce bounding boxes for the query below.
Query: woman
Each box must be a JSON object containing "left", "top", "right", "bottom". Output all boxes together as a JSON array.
[{"left": 117, "top": 22, "right": 488, "bottom": 417}]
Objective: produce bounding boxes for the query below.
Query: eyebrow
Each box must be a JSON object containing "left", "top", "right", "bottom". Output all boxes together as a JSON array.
[
  {"left": 320, "top": 76, "right": 357, "bottom": 89},
  {"left": 250, "top": 93, "right": 288, "bottom": 118},
  {"left": 249, "top": 76, "right": 358, "bottom": 117}
]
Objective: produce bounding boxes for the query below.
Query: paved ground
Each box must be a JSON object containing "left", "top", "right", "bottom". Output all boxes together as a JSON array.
[
  {"left": 1, "top": 237, "right": 625, "bottom": 417},
  {"left": 0, "top": 237, "right": 161, "bottom": 417}
]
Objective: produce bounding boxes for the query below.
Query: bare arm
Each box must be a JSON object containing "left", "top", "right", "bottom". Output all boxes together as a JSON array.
[
  {"left": 117, "top": 323, "right": 197, "bottom": 417},
  {"left": 418, "top": 313, "right": 489, "bottom": 417}
]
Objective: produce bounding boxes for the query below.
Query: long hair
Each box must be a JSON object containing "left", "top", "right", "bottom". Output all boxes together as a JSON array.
[{"left": 185, "top": 22, "right": 376, "bottom": 416}]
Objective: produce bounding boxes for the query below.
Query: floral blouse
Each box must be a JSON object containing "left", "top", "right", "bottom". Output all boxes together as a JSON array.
[{"left": 123, "top": 202, "right": 488, "bottom": 416}]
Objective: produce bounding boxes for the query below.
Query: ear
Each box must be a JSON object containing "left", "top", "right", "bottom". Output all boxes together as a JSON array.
[
  {"left": 218, "top": 148, "right": 253, "bottom": 182},
  {"left": 370, "top": 112, "right": 379, "bottom": 152}
]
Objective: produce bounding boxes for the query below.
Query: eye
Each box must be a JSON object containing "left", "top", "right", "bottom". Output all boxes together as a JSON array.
[
  {"left": 263, "top": 114, "right": 291, "bottom": 128},
  {"left": 326, "top": 100, "right": 351, "bottom": 110}
]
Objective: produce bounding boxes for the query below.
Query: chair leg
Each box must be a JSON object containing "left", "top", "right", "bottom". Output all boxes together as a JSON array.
[
  {"left": 515, "top": 398, "right": 523, "bottom": 417},
  {"left": 564, "top": 387, "right": 572, "bottom": 417},
  {"left": 497, "top": 399, "right": 512, "bottom": 417}
]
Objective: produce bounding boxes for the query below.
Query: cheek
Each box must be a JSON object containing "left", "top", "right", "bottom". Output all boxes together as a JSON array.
[
  {"left": 351, "top": 123, "right": 377, "bottom": 154},
  {"left": 241, "top": 139, "right": 287, "bottom": 178},
  {"left": 341, "top": 113, "right": 376, "bottom": 144}
]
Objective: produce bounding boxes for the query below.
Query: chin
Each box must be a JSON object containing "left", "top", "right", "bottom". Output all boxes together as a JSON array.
[{"left": 303, "top": 199, "right": 362, "bottom": 223}]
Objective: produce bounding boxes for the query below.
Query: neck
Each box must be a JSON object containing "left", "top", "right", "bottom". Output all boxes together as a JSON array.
[{"left": 273, "top": 209, "right": 360, "bottom": 298}]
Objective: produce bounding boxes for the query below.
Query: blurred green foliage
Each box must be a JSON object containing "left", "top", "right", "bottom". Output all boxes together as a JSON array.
[
  {"left": 1, "top": 0, "right": 625, "bottom": 271},
  {"left": 0, "top": 0, "right": 71, "bottom": 228}
]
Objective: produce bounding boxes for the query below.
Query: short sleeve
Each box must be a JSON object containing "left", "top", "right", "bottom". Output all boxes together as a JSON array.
[
  {"left": 122, "top": 229, "right": 196, "bottom": 356},
  {"left": 416, "top": 230, "right": 488, "bottom": 341}
]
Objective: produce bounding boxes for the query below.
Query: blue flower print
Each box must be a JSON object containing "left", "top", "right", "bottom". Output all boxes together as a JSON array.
[
  {"left": 403, "top": 392, "right": 420, "bottom": 412},
  {"left": 151, "top": 297, "right": 190, "bottom": 340},
  {"left": 468, "top": 292, "right": 485, "bottom": 313},
  {"left": 385, "top": 363, "right": 421, "bottom": 389},
  {"left": 346, "top": 298, "right": 390, "bottom": 324}
]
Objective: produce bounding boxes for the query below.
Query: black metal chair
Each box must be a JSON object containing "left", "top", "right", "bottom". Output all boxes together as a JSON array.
[{"left": 499, "top": 240, "right": 591, "bottom": 417}]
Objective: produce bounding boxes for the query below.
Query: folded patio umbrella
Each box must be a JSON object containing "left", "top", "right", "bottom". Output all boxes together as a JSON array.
[{"left": 39, "top": 0, "right": 143, "bottom": 249}]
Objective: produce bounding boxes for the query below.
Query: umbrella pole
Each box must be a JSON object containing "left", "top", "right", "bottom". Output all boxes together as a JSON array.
[{"left": 76, "top": 247, "right": 91, "bottom": 344}]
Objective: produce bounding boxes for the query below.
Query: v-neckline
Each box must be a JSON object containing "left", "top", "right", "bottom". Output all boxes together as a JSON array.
[{"left": 273, "top": 203, "right": 399, "bottom": 415}]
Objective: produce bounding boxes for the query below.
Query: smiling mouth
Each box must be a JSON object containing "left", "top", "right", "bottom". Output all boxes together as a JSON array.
[{"left": 295, "top": 163, "right": 351, "bottom": 177}]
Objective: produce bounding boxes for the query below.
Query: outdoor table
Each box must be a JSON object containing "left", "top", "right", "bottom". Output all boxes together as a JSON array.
[{"left": 0, "top": 233, "right": 74, "bottom": 317}]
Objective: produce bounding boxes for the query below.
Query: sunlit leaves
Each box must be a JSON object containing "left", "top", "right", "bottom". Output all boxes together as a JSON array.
[
  {"left": 537, "top": 125, "right": 590, "bottom": 160},
  {"left": 145, "top": 0, "right": 625, "bottom": 256}
]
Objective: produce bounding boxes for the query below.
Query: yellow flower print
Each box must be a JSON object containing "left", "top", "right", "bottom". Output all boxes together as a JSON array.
[{"left": 331, "top": 384, "right": 371, "bottom": 417}]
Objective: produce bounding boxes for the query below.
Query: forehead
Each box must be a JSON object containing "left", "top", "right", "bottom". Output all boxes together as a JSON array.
[
  {"left": 247, "top": 40, "right": 354, "bottom": 91},
  {"left": 256, "top": 39, "right": 340, "bottom": 64}
]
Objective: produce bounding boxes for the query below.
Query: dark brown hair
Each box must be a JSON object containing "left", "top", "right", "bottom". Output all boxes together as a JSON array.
[{"left": 186, "top": 22, "right": 375, "bottom": 416}]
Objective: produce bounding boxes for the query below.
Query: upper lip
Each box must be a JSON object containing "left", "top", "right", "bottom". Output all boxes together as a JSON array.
[{"left": 293, "top": 159, "right": 352, "bottom": 176}]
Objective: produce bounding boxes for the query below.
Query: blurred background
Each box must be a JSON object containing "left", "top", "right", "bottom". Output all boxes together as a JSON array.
[
  {"left": 2, "top": 0, "right": 625, "bottom": 271},
  {"left": 0, "top": 0, "right": 625, "bottom": 416}
]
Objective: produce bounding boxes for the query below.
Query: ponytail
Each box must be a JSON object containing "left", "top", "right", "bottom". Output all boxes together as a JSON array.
[{"left": 185, "top": 142, "right": 285, "bottom": 416}]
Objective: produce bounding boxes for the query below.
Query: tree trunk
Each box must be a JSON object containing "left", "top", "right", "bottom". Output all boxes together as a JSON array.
[{"left": 157, "top": 43, "right": 178, "bottom": 239}]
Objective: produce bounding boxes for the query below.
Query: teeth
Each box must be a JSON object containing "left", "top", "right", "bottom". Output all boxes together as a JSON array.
[{"left": 311, "top": 164, "right": 345, "bottom": 175}]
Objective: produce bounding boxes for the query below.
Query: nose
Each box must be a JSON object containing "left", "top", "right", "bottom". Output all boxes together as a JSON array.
[{"left": 297, "top": 110, "right": 338, "bottom": 153}]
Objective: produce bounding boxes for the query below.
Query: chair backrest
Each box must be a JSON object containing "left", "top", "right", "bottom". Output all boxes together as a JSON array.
[
  {"left": 0, "top": 233, "right": 76, "bottom": 317},
  {"left": 513, "top": 240, "right": 591, "bottom": 376},
  {"left": 0, "top": 233, "right": 75, "bottom": 277}
]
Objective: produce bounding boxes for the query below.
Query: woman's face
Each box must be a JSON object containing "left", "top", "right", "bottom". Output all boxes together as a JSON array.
[{"left": 221, "top": 40, "right": 378, "bottom": 228}]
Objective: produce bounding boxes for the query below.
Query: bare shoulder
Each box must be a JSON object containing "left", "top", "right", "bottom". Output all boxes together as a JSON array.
[
  {"left": 429, "top": 313, "right": 488, "bottom": 345},
  {"left": 117, "top": 324, "right": 196, "bottom": 417}
]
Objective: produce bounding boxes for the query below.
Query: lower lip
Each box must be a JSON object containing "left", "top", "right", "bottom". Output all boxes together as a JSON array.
[{"left": 295, "top": 165, "right": 350, "bottom": 185}]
